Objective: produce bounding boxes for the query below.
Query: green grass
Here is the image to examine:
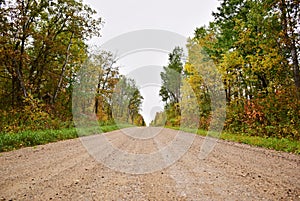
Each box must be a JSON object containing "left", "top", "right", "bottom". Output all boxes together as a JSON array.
[
  {"left": 0, "top": 123, "right": 134, "bottom": 152},
  {"left": 2, "top": 124, "right": 299, "bottom": 154},
  {"left": 166, "top": 126, "right": 300, "bottom": 154},
  {"left": 220, "top": 132, "right": 300, "bottom": 154}
]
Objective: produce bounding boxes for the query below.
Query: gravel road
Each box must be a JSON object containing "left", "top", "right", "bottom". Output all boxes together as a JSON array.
[{"left": 1, "top": 127, "right": 299, "bottom": 200}]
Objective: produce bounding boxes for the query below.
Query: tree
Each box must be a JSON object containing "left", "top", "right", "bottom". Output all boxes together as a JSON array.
[
  {"left": 0, "top": 0, "right": 102, "bottom": 107},
  {"left": 276, "top": 0, "right": 300, "bottom": 95},
  {"left": 88, "top": 49, "right": 119, "bottom": 121},
  {"left": 128, "top": 89, "right": 144, "bottom": 124},
  {"left": 159, "top": 46, "right": 184, "bottom": 125},
  {"left": 190, "top": 0, "right": 300, "bottom": 139},
  {"left": 150, "top": 111, "right": 166, "bottom": 127},
  {"left": 112, "top": 76, "right": 144, "bottom": 126},
  {"left": 0, "top": 0, "right": 102, "bottom": 132}
]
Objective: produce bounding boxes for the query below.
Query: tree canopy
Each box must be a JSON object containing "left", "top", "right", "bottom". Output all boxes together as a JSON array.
[
  {"left": 153, "top": 0, "right": 299, "bottom": 140},
  {"left": 0, "top": 0, "right": 145, "bottom": 132}
]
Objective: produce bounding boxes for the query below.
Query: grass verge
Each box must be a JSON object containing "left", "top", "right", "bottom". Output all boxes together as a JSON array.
[
  {"left": 0, "top": 124, "right": 134, "bottom": 152},
  {"left": 166, "top": 126, "right": 300, "bottom": 154}
]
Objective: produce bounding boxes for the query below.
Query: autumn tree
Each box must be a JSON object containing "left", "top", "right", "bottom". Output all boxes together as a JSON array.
[
  {"left": 150, "top": 111, "right": 166, "bottom": 127},
  {"left": 112, "top": 76, "right": 144, "bottom": 126},
  {"left": 190, "top": 0, "right": 300, "bottom": 139},
  {"left": 275, "top": 0, "right": 300, "bottom": 95},
  {"left": 0, "top": 0, "right": 102, "bottom": 132},
  {"left": 159, "top": 47, "right": 185, "bottom": 125},
  {"left": 0, "top": 0, "right": 102, "bottom": 107},
  {"left": 87, "top": 49, "right": 120, "bottom": 122}
]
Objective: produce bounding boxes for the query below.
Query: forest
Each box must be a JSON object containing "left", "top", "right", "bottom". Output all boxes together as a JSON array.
[
  {"left": 0, "top": 0, "right": 145, "bottom": 136},
  {"left": 0, "top": 0, "right": 299, "bottom": 152},
  {"left": 151, "top": 0, "right": 300, "bottom": 142}
]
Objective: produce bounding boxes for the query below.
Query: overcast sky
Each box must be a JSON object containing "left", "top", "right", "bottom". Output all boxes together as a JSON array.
[
  {"left": 84, "top": 0, "right": 219, "bottom": 44},
  {"left": 83, "top": 0, "right": 220, "bottom": 125}
]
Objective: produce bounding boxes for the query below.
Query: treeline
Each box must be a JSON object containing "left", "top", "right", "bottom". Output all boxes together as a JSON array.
[
  {"left": 0, "top": 0, "right": 145, "bottom": 133},
  {"left": 72, "top": 51, "right": 145, "bottom": 128},
  {"left": 152, "top": 0, "right": 299, "bottom": 140}
]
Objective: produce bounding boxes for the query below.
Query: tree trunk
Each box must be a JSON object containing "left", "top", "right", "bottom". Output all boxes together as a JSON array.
[
  {"left": 52, "top": 32, "right": 74, "bottom": 103},
  {"left": 279, "top": 0, "right": 300, "bottom": 97},
  {"left": 291, "top": 37, "right": 300, "bottom": 96}
]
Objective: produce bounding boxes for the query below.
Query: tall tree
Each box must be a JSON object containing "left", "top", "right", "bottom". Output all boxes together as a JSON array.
[
  {"left": 0, "top": 0, "right": 102, "bottom": 132},
  {"left": 190, "top": 0, "right": 300, "bottom": 139},
  {"left": 276, "top": 0, "right": 300, "bottom": 94},
  {"left": 112, "top": 76, "right": 144, "bottom": 126},
  {"left": 0, "top": 0, "right": 102, "bottom": 108},
  {"left": 159, "top": 46, "right": 184, "bottom": 124},
  {"left": 88, "top": 49, "right": 119, "bottom": 121}
]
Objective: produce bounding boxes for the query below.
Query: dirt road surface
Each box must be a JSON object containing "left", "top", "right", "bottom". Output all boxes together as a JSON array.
[{"left": 1, "top": 127, "right": 299, "bottom": 200}]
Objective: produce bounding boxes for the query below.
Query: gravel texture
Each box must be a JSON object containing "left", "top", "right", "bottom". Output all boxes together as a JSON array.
[{"left": 0, "top": 127, "right": 299, "bottom": 200}]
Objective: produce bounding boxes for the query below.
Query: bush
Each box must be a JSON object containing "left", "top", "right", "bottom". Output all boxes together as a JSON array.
[
  {"left": 0, "top": 96, "right": 72, "bottom": 133},
  {"left": 224, "top": 89, "right": 300, "bottom": 141}
]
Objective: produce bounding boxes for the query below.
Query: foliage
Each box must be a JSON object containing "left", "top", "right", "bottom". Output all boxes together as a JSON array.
[
  {"left": 0, "top": 0, "right": 102, "bottom": 132},
  {"left": 154, "top": 0, "right": 299, "bottom": 142},
  {"left": 0, "top": 123, "right": 134, "bottom": 152},
  {"left": 150, "top": 111, "right": 166, "bottom": 127},
  {"left": 226, "top": 88, "right": 300, "bottom": 140},
  {"left": 72, "top": 50, "right": 145, "bottom": 128},
  {"left": 192, "top": 0, "right": 300, "bottom": 140},
  {"left": 167, "top": 127, "right": 300, "bottom": 154},
  {"left": 112, "top": 76, "right": 145, "bottom": 126},
  {"left": 0, "top": 0, "right": 145, "bottom": 133},
  {"left": 89, "top": 49, "right": 119, "bottom": 122},
  {"left": 0, "top": 95, "right": 73, "bottom": 133},
  {"left": 159, "top": 47, "right": 184, "bottom": 126}
]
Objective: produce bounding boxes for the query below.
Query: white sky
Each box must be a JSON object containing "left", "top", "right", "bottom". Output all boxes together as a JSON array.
[{"left": 83, "top": 0, "right": 220, "bottom": 125}]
